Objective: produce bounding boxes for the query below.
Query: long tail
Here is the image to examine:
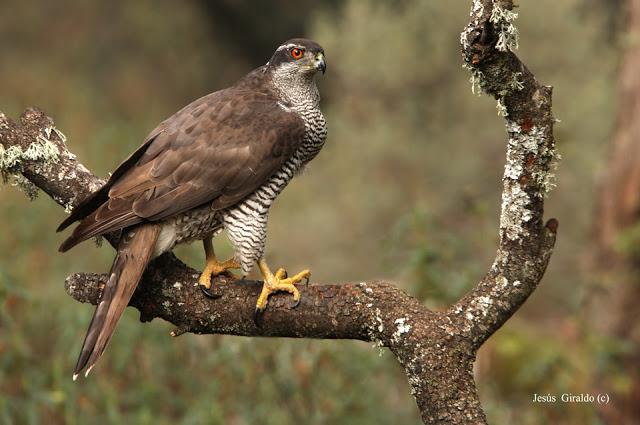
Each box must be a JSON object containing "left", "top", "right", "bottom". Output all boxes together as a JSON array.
[{"left": 73, "top": 223, "right": 161, "bottom": 380}]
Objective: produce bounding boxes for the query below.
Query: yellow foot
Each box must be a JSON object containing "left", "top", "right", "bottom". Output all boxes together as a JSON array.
[
  {"left": 198, "top": 238, "right": 240, "bottom": 299},
  {"left": 254, "top": 258, "right": 310, "bottom": 325},
  {"left": 199, "top": 257, "right": 241, "bottom": 285}
]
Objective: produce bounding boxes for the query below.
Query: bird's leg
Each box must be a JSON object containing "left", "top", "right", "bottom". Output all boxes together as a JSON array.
[
  {"left": 198, "top": 236, "right": 240, "bottom": 298},
  {"left": 253, "top": 257, "right": 310, "bottom": 325}
]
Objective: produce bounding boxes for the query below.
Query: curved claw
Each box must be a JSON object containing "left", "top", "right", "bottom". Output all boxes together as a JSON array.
[
  {"left": 253, "top": 307, "right": 264, "bottom": 327},
  {"left": 198, "top": 249, "right": 240, "bottom": 299},
  {"left": 291, "top": 297, "right": 301, "bottom": 309},
  {"left": 199, "top": 283, "right": 222, "bottom": 299}
]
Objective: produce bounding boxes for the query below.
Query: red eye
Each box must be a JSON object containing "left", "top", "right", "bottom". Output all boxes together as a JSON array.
[{"left": 290, "top": 48, "right": 304, "bottom": 59}]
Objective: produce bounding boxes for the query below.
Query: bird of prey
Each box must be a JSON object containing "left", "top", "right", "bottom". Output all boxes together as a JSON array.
[{"left": 57, "top": 38, "right": 327, "bottom": 379}]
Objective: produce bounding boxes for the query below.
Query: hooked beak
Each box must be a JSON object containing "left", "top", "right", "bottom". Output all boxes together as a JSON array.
[{"left": 315, "top": 52, "right": 326, "bottom": 74}]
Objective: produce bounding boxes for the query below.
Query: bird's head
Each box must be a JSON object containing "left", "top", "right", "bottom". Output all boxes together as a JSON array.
[
  {"left": 267, "top": 38, "right": 326, "bottom": 77},
  {"left": 266, "top": 39, "right": 325, "bottom": 105}
]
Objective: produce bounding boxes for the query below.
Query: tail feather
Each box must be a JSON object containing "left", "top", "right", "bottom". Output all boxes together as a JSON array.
[
  {"left": 59, "top": 208, "right": 138, "bottom": 253},
  {"left": 73, "top": 224, "right": 160, "bottom": 379}
]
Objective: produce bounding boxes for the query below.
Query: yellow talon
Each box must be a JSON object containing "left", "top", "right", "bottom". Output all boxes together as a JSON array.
[
  {"left": 254, "top": 258, "right": 309, "bottom": 324},
  {"left": 198, "top": 237, "right": 240, "bottom": 298}
]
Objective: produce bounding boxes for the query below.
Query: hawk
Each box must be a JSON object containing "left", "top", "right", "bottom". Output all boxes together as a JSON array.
[{"left": 57, "top": 39, "right": 327, "bottom": 379}]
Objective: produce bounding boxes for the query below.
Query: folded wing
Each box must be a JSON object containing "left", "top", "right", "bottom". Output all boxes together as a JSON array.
[{"left": 59, "top": 87, "right": 305, "bottom": 252}]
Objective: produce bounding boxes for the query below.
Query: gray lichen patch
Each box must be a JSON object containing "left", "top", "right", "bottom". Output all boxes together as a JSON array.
[
  {"left": 500, "top": 121, "right": 556, "bottom": 241},
  {"left": 403, "top": 342, "right": 426, "bottom": 397},
  {"left": 496, "top": 98, "right": 508, "bottom": 117},
  {"left": 0, "top": 145, "right": 26, "bottom": 170},
  {"left": 500, "top": 180, "right": 531, "bottom": 241},
  {"left": 489, "top": 1, "right": 519, "bottom": 52},
  {"left": 508, "top": 72, "right": 525, "bottom": 91},
  {"left": 470, "top": 296, "right": 493, "bottom": 318},
  {"left": 455, "top": 293, "right": 497, "bottom": 335},
  {"left": 8, "top": 174, "right": 39, "bottom": 200},
  {"left": 373, "top": 307, "right": 384, "bottom": 333},
  {"left": 364, "top": 306, "right": 386, "bottom": 356},
  {"left": 460, "top": 0, "right": 485, "bottom": 51},
  {"left": 495, "top": 72, "right": 525, "bottom": 116},
  {"left": 0, "top": 126, "right": 62, "bottom": 199},
  {"left": 53, "top": 193, "right": 75, "bottom": 213},
  {"left": 512, "top": 122, "right": 559, "bottom": 196},
  {"left": 392, "top": 317, "right": 412, "bottom": 344},
  {"left": 463, "top": 64, "right": 487, "bottom": 96},
  {"left": 162, "top": 300, "right": 172, "bottom": 315},
  {"left": 462, "top": 1, "right": 524, "bottom": 108}
]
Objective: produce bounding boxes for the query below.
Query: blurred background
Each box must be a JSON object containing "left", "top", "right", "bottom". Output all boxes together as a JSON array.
[{"left": 1, "top": 0, "right": 638, "bottom": 424}]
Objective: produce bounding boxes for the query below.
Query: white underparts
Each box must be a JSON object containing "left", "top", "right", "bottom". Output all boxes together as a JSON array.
[{"left": 153, "top": 223, "right": 177, "bottom": 258}]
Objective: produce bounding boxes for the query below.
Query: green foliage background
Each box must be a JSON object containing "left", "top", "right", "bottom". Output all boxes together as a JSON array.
[{"left": 0, "top": 1, "right": 623, "bottom": 424}]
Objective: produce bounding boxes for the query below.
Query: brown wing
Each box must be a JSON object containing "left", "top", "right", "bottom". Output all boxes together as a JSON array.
[
  {"left": 56, "top": 128, "right": 163, "bottom": 233},
  {"left": 59, "top": 86, "right": 305, "bottom": 252}
]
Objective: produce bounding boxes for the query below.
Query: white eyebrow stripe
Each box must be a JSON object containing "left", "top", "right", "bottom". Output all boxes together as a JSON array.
[{"left": 275, "top": 43, "right": 303, "bottom": 52}]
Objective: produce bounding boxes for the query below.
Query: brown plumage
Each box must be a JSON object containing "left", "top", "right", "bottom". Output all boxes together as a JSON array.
[
  {"left": 59, "top": 38, "right": 327, "bottom": 379},
  {"left": 58, "top": 74, "right": 305, "bottom": 251},
  {"left": 73, "top": 224, "right": 160, "bottom": 379}
]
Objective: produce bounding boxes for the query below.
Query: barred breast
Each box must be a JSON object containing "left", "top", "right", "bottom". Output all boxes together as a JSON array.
[
  {"left": 153, "top": 104, "right": 326, "bottom": 273},
  {"left": 223, "top": 104, "right": 326, "bottom": 274}
]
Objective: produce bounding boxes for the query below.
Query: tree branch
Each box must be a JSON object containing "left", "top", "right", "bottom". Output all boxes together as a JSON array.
[
  {"left": 455, "top": 0, "right": 558, "bottom": 349},
  {"left": 0, "top": 2, "right": 558, "bottom": 422}
]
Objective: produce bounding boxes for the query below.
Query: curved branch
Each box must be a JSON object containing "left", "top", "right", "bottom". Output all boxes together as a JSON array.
[
  {"left": 453, "top": 0, "right": 559, "bottom": 349},
  {"left": 0, "top": 2, "right": 558, "bottom": 422}
]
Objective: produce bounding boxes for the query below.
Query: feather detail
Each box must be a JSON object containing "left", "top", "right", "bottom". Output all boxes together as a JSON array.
[
  {"left": 58, "top": 82, "right": 305, "bottom": 251},
  {"left": 73, "top": 224, "right": 160, "bottom": 378}
]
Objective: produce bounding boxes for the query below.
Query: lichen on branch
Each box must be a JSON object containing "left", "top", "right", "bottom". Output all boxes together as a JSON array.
[
  {"left": 0, "top": 115, "right": 63, "bottom": 199},
  {"left": 456, "top": 0, "right": 558, "bottom": 350}
]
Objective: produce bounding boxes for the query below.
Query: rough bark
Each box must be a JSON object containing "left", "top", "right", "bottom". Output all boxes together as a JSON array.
[
  {"left": 592, "top": 0, "right": 640, "bottom": 422},
  {"left": 0, "top": 1, "right": 557, "bottom": 423}
]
